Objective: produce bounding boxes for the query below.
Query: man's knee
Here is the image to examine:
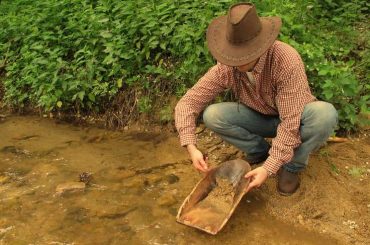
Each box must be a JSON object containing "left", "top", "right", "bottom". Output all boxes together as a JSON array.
[
  {"left": 203, "top": 104, "right": 222, "bottom": 129},
  {"left": 302, "top": 101, "right": 338, "bottom": 137}
]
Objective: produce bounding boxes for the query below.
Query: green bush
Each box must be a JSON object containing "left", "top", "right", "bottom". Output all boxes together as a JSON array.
[{"left": 0, "top": 0, "right": 368, "bottom": 130}]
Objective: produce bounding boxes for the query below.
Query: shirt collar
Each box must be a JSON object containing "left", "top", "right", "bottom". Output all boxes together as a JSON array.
[{"left": 252, "top": 48, "right": 269, "bottom": 74}]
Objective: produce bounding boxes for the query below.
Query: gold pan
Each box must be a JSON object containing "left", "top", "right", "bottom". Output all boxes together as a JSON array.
[{"left": 176, "top": 159, "right": 251, "bottom": 235}]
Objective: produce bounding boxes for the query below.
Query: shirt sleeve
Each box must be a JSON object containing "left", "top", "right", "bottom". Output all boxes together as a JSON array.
[
  {"left": 263, "top": 61, "right": 316, "bottom": 174},
  {"left": 175, "top": 64, "right": 231, "bottom": 146}
]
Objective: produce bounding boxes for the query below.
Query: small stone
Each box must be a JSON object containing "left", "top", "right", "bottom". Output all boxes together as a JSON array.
[
  {"left": 79, "top": 172, "right": 93, "bottom": 184},
  {"left": 123, "top": 178, "right": 144, "bottom": 188},
  {"left": 116, "top": 169, "right": 136, "bottom": 179},
  {"left": 0, "top": 175, "right": 10, "bottom": 185},
  {"left": 297, "top": 215, "right": 305, "bottom": 225},
  {"left": 195, "top": 126, "right": 205, "bottom": 134},
  {"left": 157, "top": 195, "right": 177, "bottom": 207},
  {"left": 312, "top": 211, "right": 324, "bottom": 219},
  {"left": 56, "top": 182, "right": 86, "bottom": 195},
  {"left": 124, "top": 126, "right": 129, "bottom": 131},
  {"left": 146, "top": 175, "right": 163, "bottom": 185},
  {"left": 164, "top": 174, "right": 180, "bottom": 184},
  {"left": 0, "top": 226, "right": 14, "bottom": 235}
]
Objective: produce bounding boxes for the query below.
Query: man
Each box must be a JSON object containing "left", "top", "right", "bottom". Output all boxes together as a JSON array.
[{"left": 175, "top": 3, "right": 337, "bottom": 195}]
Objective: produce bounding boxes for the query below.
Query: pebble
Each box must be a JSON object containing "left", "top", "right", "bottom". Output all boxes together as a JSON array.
[
  {"left": 297, "top": 215, "right": 305, "bottom": 225},
  {"left": 146, "top": 175, "right": 163, "bottom": 185},
  {"left": 0, "top": 226, "right": 14, "bottom": 235},
  {"left": 157, "top": 195, "right": 177, "bottom": 207},
  {"left": 0, "top": 175, "right": 10, "bottom": 184},
  {"left": 164, "top": 174, "right": 180, "bottom": 184},
  {"left": 312, "top": 211, "right": 324, "bottom": 219},
  {"left": 124, "top": 126, "right": 129, "bottom": 131},
  {"left": 116, "top": 169, "right": 136, "bottom": 179},
  {"left": 343, "top": 220, "right": 358, "bottom": 229},
  {"left": 123, "top": 178, "right": 144, "bottom": 188},
  {"left": 56, "top": 182, "right": 86, "bottom": 195}
]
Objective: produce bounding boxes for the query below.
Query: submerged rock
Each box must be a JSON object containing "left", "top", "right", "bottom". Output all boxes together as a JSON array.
[
  {"left": 56, "top": 182, "right": 86, "bottom": 195},
  {"left": 79, "top": 172, "right": 93, "bottom": 184},
  {"left": 164, "top": 174, "right": 179, "bottom": 184},
  {"left": 0, "top": 146, "right": 31, "bottom": 156},
  {"left": 157, "top": 194, "right": 177, "bottom": 207}
]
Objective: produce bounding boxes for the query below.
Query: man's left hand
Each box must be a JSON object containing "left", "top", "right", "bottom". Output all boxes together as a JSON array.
[{"left": 244, "top": 166, "right": 269, "bottom": 192}]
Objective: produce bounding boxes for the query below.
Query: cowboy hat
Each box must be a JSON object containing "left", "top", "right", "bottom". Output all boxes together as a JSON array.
[{"left": 206, "top": 3, "right": 281, "bottom": 66}]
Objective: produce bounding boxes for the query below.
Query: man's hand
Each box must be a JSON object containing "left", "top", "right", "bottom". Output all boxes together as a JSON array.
[
  {"left": 244, "top": 166, "right": 268, "bottom": 192},
  {"left": 186, "top": 144, "right": 208, "bottom": 172}
]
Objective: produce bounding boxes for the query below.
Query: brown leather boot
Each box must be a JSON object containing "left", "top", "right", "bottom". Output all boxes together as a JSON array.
[{"left": 277, "top": 168, "right": 300, "bottom": 196}]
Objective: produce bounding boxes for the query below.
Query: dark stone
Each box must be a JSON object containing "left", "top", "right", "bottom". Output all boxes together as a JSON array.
[
  {"left": 165, "top": 174, "right": 180, "bottom": 184},
  {"left": 79, "top": 172, "right": 93, "bottom": 184}
]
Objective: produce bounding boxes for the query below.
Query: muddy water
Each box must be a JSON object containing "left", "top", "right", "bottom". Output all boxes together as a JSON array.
[{"left": 0, "top": 116, "right": 339, "bottom": 244}]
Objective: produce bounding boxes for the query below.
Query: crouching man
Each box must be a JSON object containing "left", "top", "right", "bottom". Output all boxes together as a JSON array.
[{"left": 175, "top": 2, "right": 337, "bottom": 195}]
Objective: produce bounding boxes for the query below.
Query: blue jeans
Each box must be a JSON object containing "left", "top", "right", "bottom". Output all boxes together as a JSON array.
[{"left": 202, "top": 101, "right": 338, "bottom": 172}]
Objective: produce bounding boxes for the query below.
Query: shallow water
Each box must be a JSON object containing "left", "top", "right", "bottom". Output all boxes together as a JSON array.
[{"left": 0, "top": 116, "right": 339, "bottom": 244}]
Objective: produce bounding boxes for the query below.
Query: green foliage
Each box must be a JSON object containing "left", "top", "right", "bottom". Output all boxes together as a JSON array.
[
  {"left": 159, "top": 105, "right": 173, "bottom": 123},
  {"left": 137, "top": 96, "right": 152, "bottom": 113},
  {"left": 0, "top": 0, "right": 368, "bottom": 130},
  {"left": 254, "top": 0, "right": 369, "bottom": 131}
]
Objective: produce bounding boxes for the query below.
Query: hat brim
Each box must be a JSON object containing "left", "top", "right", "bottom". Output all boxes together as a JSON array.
[{"left": 206, "top": 16, "right": 282, "bottom": 66}]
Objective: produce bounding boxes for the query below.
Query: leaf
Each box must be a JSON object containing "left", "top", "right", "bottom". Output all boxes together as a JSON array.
[
  {"left": 98, "top": 18, "right": 110, "bottom": 23},
  {"left": 88, "top": 93, "right": 95, "bottom": 102},
  {"left": 56, "top": 101, "right": 62, "bottom": 108},
  {"left": 160, "top": 42, "right": 167, "bottom": 50},
  {"left": 318, "top": 69, "right": 328, "bottom": 76},
  {"left": 78, "top": 91, "right": 85, "bottom": 101},
  {"left": 100, "top": 31, "right": 112, "bottom": 39},
  {"left": 323, "top": 90, "right": 333, "bottom": 99},
  {"left": 117, "top": 78, "right": 123, "bottom": 88}
]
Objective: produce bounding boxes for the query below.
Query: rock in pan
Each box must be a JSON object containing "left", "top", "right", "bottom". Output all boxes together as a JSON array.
[{"left": 56, "top": 182, "right": 86, "bottom": 196}]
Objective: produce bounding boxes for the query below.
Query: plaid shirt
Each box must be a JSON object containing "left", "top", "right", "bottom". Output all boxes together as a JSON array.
[{"left": 175, "top": 41, "right": 316, "bottom": 174}]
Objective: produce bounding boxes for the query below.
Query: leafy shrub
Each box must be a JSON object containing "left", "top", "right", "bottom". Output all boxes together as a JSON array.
[{"left": 0, "top": 0, "right": 368, "bottom": 130}]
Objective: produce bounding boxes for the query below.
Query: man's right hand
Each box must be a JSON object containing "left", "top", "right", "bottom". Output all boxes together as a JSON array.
[{"left": 186, "top": 144, "right": 208, "bottom": 172}]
